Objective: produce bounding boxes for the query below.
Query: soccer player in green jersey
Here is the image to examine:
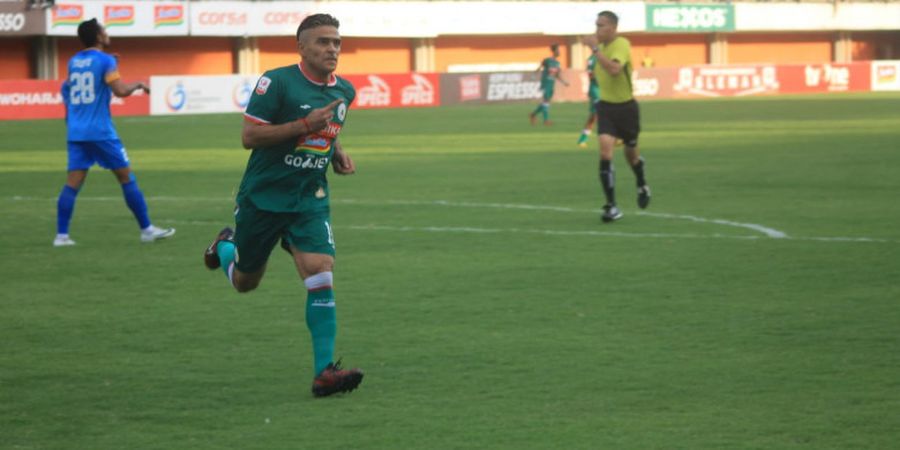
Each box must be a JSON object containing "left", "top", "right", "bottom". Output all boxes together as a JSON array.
[
  {"left": 529, "top": 44, "right": 568, "bottom": 126},
  {"left": 577, "top": 44, "right": 602, "bottom": 147},
  {"left": 592, "top": 11, "right": 651, "bottom": 223},
  {"left": 203, "top": 14, "right": 362, "bottom": 397}
]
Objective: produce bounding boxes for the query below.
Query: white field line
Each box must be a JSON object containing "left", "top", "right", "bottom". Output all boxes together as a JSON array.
[{"left": 8, "top": 195, "right": 893, "bottom": 243}]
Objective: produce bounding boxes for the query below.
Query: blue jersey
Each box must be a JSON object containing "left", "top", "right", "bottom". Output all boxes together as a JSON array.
[{"left": 61, "top": 49, "right": 120, "bottom": 141}]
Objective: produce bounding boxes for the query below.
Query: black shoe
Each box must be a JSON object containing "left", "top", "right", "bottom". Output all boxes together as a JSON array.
[
  {"left": 637, "top": 185, "right": 651, "bottom": 209},
  {"left": 204, "top": 227, "right": 234, "bottom": 270},
  {"left": 312, "top": 360, "right": 364, "bottom": 398},
  {"left": 602, "top": 204, "right": 623, "bottom": 223}
]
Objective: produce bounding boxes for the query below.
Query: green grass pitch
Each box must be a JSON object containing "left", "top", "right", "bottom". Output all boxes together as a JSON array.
[{"left": 2, "top": 93, "right": 899, "bottom": 449}]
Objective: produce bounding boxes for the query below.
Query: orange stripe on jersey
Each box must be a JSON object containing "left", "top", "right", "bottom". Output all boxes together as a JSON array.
[{"left": 105, "top": 70, "right": 120, "bottom": 83}]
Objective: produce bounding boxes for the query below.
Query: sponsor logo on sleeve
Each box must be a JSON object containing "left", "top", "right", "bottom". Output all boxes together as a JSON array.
[{"left": 255, "top": 76, "right": 271, "bottom": 95}]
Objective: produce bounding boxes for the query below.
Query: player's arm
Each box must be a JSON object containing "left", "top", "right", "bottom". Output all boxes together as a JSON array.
[
  {"left": 555, "top": 70, "right": 569, "bottom": 86},
  {"left": 108, "top": 78, "right": 150, "bottom": 97},
  {"left": 242, "top": 99, "right": 342, "bottom": 150},
  {"left": 242, "top": 118, "right": 309, "bottom": 150},
  {"left": 332, "top": 138, "right": 355, "bottom": 175},
  {"left": 593, "top": 49, "right": 623, "bottom": 76}
]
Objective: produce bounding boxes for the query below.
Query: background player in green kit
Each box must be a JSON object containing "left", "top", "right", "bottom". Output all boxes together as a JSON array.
[
  {"left": 529, "top": 44, "right": 568, "bottom": 126},
  {"left": 577, "top": 37, "right": 602, "bottom": 147},
  {"left": 203, "top": 14, "right": 363, "bottom": 398},
  {"left": 592, "top": 10, "right": 651, "bottom": 223}
]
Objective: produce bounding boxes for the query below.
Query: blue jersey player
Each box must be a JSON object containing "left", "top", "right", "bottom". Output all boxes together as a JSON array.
[{"left": 55, "top": 19, "right": 174, "bottom": 247}]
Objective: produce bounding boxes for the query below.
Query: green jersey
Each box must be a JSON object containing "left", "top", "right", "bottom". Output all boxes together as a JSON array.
[
  {"left": 586, "top": 55, "right": 600, "bottom": 101},
  {"left": 593, "top": 36, "right": 633, "bottom": 103},
  {"left": 240, "top": 64, "right": 356, "bottom": 213},
  {"left": 540, "top": 57, "right": 561, "bottom": 87}
]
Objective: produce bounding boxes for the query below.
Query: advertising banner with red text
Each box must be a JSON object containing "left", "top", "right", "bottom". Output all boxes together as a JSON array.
[
  {"left": 778, "top": 63, "right": 871, "bottom": 94},
  {"left": 189, "top": 1, "right": 314, "bottom": 37},
  {"left": 627, "top": 63, "right": 871, "bottom": 101},
  {"left": 342, "top": 73, "right": 440, "bottom": 110},
  {"left": 47, "top": 2, "right": 188, "bottom": 37},
  {"left": 0, "top": 80, "right": 149, "bottom": 121}
]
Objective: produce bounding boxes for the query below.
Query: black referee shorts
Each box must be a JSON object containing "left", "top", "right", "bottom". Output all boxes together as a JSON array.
[{"left": 595, "top": 100, "right": 640, "bottom": 147}]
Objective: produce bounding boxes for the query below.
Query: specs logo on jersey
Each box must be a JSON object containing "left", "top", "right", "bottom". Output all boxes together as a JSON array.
[
  {"left": 337, "top": 102, "right": 347, "bottom": 121},
  {"left": 255, "top": 76, "right": 272, "bottom": 95},
  {"left": 300, "top": 104, "right": 311, "bottom": 109}
]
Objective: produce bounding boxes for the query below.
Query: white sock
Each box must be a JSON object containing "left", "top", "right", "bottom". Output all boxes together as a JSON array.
[
  {"left": 582, "top": 129, "right": 591, "bottom": 136},
  {"left": 304, "top": 272, "right": 334, "bottom": 290}
]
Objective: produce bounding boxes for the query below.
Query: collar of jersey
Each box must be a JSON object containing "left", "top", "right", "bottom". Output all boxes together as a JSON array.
[{"left": 298, "top": 62, "right": 337, "bottom": 87}]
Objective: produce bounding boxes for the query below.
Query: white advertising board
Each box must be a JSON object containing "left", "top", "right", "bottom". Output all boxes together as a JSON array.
[
  {"left": 735, "top": 2, "right": 900, "bottom": 31},
  {"left": 188, "top": 1, "right": 644, "bottom": 37},
  {"left": 190, "top": 1, "right": 315, "bottom": 37},
  {"left": 150, "top": 74, "right": 260, "bottom": 115},
  {"left": 46, "top": 2, "right": 188, "bottom": 36}
]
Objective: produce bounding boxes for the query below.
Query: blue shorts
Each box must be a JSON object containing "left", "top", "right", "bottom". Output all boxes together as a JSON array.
[{"left": 67, "top": 140, "right": 130, "bottom": 171}]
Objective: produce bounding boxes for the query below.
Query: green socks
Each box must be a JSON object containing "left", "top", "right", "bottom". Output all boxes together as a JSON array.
[
  {"left": 305, "top": 272, "right": 336, "bottom": 376},
  {"left": 216, "top": 241, "right": 236, "bottom": 282}
]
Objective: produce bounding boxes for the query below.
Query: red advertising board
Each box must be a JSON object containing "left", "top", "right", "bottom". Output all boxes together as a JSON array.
[
  {"left": 341, "top": 73, "right": 440, "bottom": 110},
  {"left": 778, "top": 63, "right": 871, "bottom": 94},
  {"left": 628, "top": 63, "right": 872, "bottom": 101},
  {"left": 0, "top": 80, "right": 149, "bottom": 121}
]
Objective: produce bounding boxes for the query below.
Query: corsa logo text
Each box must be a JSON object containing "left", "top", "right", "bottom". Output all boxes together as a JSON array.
[
  {"left": 198, "top": 12, "right": 247, "bottom": 26},
  {"left": 264, "top": 12, "right": 308, "bottom": 25}
]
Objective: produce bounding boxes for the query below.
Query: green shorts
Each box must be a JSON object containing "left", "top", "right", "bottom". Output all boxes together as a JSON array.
[
  {"left": 233, "top": 200, "right": 335, "bottom": 273},
  {"left": 540, "top": 80, "right": 556, "bottom": 101}
]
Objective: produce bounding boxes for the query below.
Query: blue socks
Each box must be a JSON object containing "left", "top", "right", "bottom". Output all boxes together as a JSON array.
[
  {"left": 121, "top": 178, "right": 151, "bottom": 229},
  {"left": 56, "top": 185, "right": 79, "bottom": 234},
  {"left": 305, "top": 272, "right": 336, "bottom": 376}
]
